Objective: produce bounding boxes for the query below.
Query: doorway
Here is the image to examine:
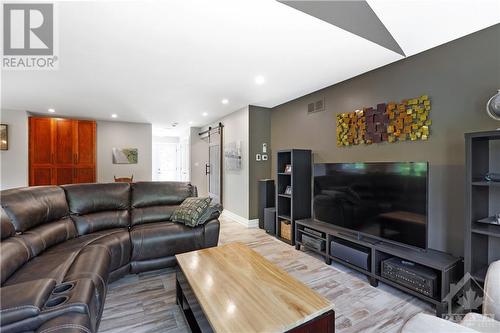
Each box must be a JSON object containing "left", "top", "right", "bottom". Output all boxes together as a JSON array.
[{"left": 152, "top": 132, "right": 190, "bottom": 182}]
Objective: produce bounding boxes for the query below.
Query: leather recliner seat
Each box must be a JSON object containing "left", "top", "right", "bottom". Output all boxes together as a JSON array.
[{"left": 0, "top": 182, "right": 220, "bottom": 333}]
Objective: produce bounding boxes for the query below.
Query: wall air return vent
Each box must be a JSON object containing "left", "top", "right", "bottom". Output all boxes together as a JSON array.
[{"left": 307, "top": 97, "right": 325, "bottom": 114}]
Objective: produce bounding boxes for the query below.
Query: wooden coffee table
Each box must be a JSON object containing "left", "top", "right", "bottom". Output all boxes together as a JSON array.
[{"left": 175, "top": 242, "right": 334, "bottom": 333}]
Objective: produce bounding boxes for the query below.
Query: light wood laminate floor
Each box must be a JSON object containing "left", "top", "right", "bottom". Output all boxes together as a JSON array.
[{"left": 99, "top": 216, "right": 431, "bottom": 333}]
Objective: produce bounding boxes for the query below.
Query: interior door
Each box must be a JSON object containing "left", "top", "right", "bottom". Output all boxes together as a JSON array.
[{"left": 207, "top": 127, "right": 222, "bottom": 205}]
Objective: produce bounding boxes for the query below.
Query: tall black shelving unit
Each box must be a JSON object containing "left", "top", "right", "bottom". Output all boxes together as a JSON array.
[
  {"left": 275, "top": 149, "right": 312, "bottom": 245},
  {"left": 465, "top": 130, "right": 500, "bottom": 283}
]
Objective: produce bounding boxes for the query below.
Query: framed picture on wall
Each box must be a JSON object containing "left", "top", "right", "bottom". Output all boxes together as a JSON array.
[
  {"left": 0, "top": 124, "right": 8, "bottom": 150},
  {"left": 112, "top": 148, "right": 138, "bottom": 164}
]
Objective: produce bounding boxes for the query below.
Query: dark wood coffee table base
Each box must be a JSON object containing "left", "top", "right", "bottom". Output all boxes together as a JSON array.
[{"left": 176, "top": 269, "right": 335, "bottom": 333}]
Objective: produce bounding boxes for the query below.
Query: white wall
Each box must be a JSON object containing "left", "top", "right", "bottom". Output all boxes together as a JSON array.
[
  {"left": 191, "top": 107, "right": 251, "bottom": 221},
  {"left": 0, "top": 109, "right": 28, "bottom": 190},
  {"left": 221, "top": 107, "right": 250, "bottom": 220},
  {"left": 97, "top": 120, "right": 152, "bottom": 183}
]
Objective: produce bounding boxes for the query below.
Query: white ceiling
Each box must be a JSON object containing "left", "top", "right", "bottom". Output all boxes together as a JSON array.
[{"left": 1, "top": 0, "right": 499, "bottom": 130}]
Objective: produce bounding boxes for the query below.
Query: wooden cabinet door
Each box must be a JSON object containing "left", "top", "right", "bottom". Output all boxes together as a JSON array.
[
  {"left": 53, "top": 119, "right": 75, "bottom": 165},
  {"left": 74, "top": 120, "right": 96, "bottom": 183},
  {"left": 29, "top": 117, "right": 53, "bottom": 165},
  {"left": 74, "top": 167, "right": 95, "bottom": 183},
  {"left": 29, "top": 117, "right": 54, "bottom": 185},
  {"left": 29, "top": 117, "right": 96, "bottom": 186},
  {"left": 54, "top": 167, "right": 74, "bottom": 185},
  {"left": 76, "top": 120, "right": 96, "bottom": 165},
  {"left": 32, "top": 167, "right": 53, "bottom": 185}
]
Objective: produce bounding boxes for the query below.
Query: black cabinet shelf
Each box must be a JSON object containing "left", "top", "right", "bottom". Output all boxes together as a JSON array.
[
  {"left": 465, "top": 130, "right": 500, "bottom": 285},
  {"left": 275, "top": 149, "right": 312, "bottom": 245},
  {"left": 278, "top": 214, "right": 291, "bottom": 221},
  {"left": 471, "top": 223, "right": 500, "bottom": 238},
  {"left": 295, "top": 218, "right": 463, "bottom": 315},
  {"left": 471, "top": 181, "right": 500, "bottom": 187}
]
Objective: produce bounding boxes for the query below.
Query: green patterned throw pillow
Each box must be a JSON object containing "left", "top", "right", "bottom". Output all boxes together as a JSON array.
[{"left": 171, "top": 197, "right": 212, "bottom": 227}]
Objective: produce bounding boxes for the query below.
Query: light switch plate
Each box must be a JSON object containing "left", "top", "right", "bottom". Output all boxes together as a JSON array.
[
  {"left": 256, "top": 154, "right": 261, "bottom": 161},
  {"left": 262, "top": 154, "right": 268, "bottom": 161},
  {"left": 262, "top": 143, "right": 267, "bottom": 153}
]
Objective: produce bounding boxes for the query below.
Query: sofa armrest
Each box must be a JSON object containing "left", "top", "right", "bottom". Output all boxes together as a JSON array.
[
  {"left": 0, "top": 279, "right": 56, "bottom": 326},
  {"left": 203, "top": 219, "right": 220, "bottom": 248},
  {"left": 460, "top": 312, "right": 500, "bottom": 333},
  {"left": 401, "top": 313, "right": 479, "bottom": 333}
]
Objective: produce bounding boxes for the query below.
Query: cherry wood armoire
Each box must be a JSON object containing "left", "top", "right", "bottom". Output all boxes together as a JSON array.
[{"left": 29, "top": 116, "right": 96, "bottom": 186}]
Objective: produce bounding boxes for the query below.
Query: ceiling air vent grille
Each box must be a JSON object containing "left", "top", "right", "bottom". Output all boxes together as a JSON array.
[{"left": 307, "top": 97, "right": 325, "bottom": 114}]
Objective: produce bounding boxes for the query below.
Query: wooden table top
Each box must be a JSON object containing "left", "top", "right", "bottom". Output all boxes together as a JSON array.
[{"left": 176, "top": 242, "right": 334, "bottom": 333}]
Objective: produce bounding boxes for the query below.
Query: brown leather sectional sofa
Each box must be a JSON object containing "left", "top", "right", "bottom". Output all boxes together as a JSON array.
[{"left": 0, "top": 182, "right": 220, "bottom": 333}]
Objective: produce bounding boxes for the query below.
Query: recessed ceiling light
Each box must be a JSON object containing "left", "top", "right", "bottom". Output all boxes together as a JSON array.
[
  {"left": 189, "top": 121, "right": 193, "bottom": 125},
  {"left": 221, "top": 99, "right": 229, "bottom": 105},
  {"left": 202, "top": 112, "right": 208, "bottom": 117},
  {"left": 48, "top": 108, "right": 55, "bottom": 113},
  {"left": 111, "top": 114, "right": 118, "bottom": 118},
  {"left": 254, "top": 75, "right": 266, "bottom": 85}
]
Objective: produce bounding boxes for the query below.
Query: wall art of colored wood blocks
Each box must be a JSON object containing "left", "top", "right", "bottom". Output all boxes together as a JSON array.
[{"left": 336, "top": 95, "right": 431, "bottom": 146}]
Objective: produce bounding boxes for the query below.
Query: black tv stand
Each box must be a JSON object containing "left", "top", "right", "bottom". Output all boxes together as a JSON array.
[{"left": 295, "top": 218, "right": 463, "bottom": 317}]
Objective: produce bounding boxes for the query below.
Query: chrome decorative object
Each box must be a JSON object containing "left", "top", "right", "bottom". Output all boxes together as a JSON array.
[{"left": 486, "top": 89, "right": 500, "bottom": 121}]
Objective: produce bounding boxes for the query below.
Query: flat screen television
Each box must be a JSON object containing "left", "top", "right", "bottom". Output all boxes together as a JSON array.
[{"left": 313, "top": 162, "right": 428, "bottom": 249}]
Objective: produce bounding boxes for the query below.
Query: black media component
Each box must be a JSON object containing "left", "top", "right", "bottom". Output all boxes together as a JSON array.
[
  {"left": 330, "top": 238, "right": 371, "bottom": 271},
  {"left": 264, "top": 207, "right": 276, "bottom": 235},
  {"left": 381, "top": 257, "right": 438, "bottom": 298},
  {"left": 258, "top": 179, "right": 275, "bottom": 229}
]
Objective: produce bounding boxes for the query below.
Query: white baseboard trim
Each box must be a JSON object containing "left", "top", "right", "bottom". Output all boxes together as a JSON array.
[{"left": 222, "top": 210, "right": 259, "bottom": 228}]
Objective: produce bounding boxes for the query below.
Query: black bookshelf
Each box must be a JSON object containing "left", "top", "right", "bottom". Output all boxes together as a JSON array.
[
  {"left": 275, "top": 149, "right": 312, "bottom": 245},
  {"left": 465, "top": 130, "right": 500, "bottom": 283}
]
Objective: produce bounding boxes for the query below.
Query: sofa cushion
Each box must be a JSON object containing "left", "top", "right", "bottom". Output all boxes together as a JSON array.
[
  {"left": 402, "top": 313, "right": 479, "bottom": 333},
  {"left": 1, "top": 208, "right": 15, "bottom": 240},
  {"left": 18, "top": 218, "right": 77, "bottom": 257},
  {"left": 62, "top": 183, "right": 130, "bottom": 235},
  {"left": 62, "top": 183, "right": 130, "bottom": 215},
  {"left": 483, "top": 260, "right": 500, "bottom": 321},
  {"left": 0, "top": 237, "right": 31, "bottom": 284},
  {"left": 1, "top": 186, "right": 69, "bottom": 232},
  {"left": 71, "top": 210, "right": 129, "bottom": 235},
  {"left": 460, "top": 312, "right": 500, "bottom": 333},
  {"left": 171, "top": 197, "right": 211, "bottom": 227},
  {"left": 130, "top": 221, "right": 204, "bottom": 261},
  {"left": 130, "top": 182, "right": 196, "bottom": 226},
  {"left": 45, "top": 228, "right": 131, "bottom": 272}
]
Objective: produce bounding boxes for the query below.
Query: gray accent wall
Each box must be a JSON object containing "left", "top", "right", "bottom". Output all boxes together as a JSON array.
[
  {"left": 249, "top": 106, "right": 272, "bottom": 219},
  {"left": 270, "top": 25, "right": 500, "bottom": 256}
]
